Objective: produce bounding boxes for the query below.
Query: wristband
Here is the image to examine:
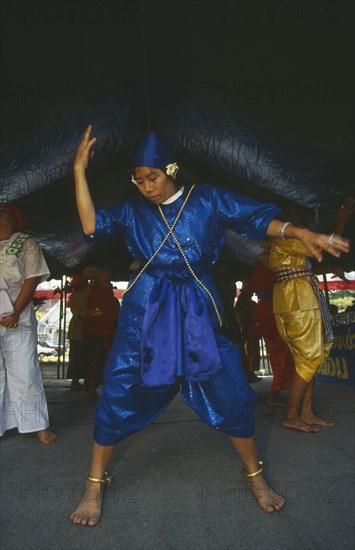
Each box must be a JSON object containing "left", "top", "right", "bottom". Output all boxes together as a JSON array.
[{"left": 279, "top": 221, "right": 291, "bottom": 240}]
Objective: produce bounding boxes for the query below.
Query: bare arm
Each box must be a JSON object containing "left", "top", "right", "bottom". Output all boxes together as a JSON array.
[
  {"left": 0, "top": 276, "right": 41, "bottom": 328},
  {"left": 266, "top": 219, "right": 350, "bottom": 263},
  {"left": 73, "top": 124, "right": 97, "bottom": 235}
]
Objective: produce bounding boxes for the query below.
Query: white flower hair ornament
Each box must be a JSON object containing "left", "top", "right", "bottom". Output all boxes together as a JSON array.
[
  {"left": 165, "top": 162, "right": 179, "bottom": 179},
  {"left": 131, "top": 163, "right": 179, "bottom": 185}
]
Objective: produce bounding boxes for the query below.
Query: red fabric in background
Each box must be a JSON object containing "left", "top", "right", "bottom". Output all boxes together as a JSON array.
[{"left": 249, "top": 262, "right": 295, "bottom": 391}]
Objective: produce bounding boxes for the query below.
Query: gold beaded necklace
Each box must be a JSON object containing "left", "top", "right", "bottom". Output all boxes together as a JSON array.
[
  {"left": 122, "top": 185, "right": 196, "bottom": 296},
  {"left": 158, "top": 204, "right": 223, "bottom": 328},
  {"left": 122, "top": 184, "right": 222, "bottom": 328}
]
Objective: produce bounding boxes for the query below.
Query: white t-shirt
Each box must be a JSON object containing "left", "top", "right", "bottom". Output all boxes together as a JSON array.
[{"left": 0, "top": 232, "right": 49, "bottom": 325}]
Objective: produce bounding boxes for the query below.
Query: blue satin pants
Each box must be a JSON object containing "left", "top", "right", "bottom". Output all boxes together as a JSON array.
[{"left": 93, "top": 329, "right": 256, "bottom": 446}]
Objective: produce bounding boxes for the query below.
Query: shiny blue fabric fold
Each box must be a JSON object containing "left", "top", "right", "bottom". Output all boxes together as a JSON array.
[{"left": 140, "top": 268, "right": 223, "bottom": 386}]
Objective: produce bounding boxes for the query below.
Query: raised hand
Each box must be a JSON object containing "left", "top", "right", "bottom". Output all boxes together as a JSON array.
[{"left": 73, "top": 124, "right": 97, "bottom": 172}]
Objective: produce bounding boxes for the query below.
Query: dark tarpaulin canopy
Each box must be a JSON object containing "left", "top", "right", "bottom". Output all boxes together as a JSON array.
[{"left": 0, "top": 0, "right": 354, "bottom": 280}]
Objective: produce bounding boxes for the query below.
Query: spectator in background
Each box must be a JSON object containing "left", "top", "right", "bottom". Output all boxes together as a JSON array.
[
  {"left": 234, "top": 279, "right": 261, "bottom": 382},
  {"left": 0, "top": 203, "right": 57, "bottom": 444},
  {"left": 66, "top": 274, "right": 90, "bottom": 390},
  {"left": 80, "top": 266, "right": 120, "bottom": 398},
  {"left": 213, "top": 261, "right": 250, "bottom": 374},
  {"left": 248, "top": 261, "right": 295, "bottom": 406}
]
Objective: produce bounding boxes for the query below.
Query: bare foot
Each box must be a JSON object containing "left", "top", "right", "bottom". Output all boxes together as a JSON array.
[
  {"left": 36, "top": 429, "right": 58, "bottom": 445},
  {"left": 302, "top": 413, "right": 335, "bottom": 427},
  {"left": 70, "top": 480, "right": 105, "bottom": 527},
  {"left": 283, "top": 416, "right": 319, "bottom": 433},
  {"left": 247, "top": 474, "right": 285, "bottom": 513}
]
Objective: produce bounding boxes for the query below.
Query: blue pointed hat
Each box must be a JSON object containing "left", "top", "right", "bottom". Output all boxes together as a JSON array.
[{"left": 132, "top": 132, "right": 176, "bottom": 168}]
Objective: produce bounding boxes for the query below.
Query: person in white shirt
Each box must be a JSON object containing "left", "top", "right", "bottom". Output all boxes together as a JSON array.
[{"left": 0, "top": 203, "right": 57, "bottom": 444}]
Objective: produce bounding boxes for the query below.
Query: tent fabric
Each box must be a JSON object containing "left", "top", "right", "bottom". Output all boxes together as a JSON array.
[
  {"left": 153, "top": 89, "right": 352, "bottom": 209},
  {"left": 2, "top": 89, "right": 351, "bottom": 208},
  {"left": 0, "top": 90, "right": 142, "bottom": 202},
  {"left": 0, "top": 89, "right": 353, "bottom": 277}
]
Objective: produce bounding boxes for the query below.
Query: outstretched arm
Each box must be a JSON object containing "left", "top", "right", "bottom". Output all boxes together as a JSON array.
[
  {"left": 266, "top": 219, "right": 350, "bottom": 263},
  {"left": 73, "top": 124, "right": 97, "bottom": 235}
]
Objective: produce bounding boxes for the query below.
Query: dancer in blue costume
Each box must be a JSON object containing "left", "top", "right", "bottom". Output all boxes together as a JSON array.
[{"left": 70, "top": 126, "right": 349, "bottom": 526}]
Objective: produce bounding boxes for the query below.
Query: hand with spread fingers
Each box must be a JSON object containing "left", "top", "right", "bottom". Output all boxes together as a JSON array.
[
  {"left": 73, "top": 124, "right": 97, "bottom": 172},
  {"left": 298, "top": 228, "right": 350, "bottom": 263}
]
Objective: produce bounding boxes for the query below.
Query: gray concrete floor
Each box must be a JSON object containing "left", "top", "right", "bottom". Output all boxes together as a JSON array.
[{"left": 0, "top": 374, "right": 354, "bottom": 550}]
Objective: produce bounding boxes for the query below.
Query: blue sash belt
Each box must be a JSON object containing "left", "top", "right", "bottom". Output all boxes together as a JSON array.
[{"left": 140, "top": 268, "right": 223, "bottom": 386}]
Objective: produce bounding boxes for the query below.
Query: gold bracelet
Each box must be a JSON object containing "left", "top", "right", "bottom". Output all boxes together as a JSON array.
[{"left": 241, "top": 460, "right": 264, "bottom": 478}]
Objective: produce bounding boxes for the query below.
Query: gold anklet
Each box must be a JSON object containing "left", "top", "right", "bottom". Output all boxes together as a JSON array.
[
  {"left": 241, "top": 460, "right": 264, "bottom": 478},
  {"left": 86, "top": 471, "right": 112, "bottom": 484}
]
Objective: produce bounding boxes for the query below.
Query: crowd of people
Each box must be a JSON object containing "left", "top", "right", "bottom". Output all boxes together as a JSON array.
[{"left": 0, "top": 128, "right": 351, "bottom": 528}]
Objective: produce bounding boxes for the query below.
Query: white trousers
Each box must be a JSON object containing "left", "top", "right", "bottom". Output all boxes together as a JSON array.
[{"left": 0, "top": 314, "right": 49, "bottom": 436}]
